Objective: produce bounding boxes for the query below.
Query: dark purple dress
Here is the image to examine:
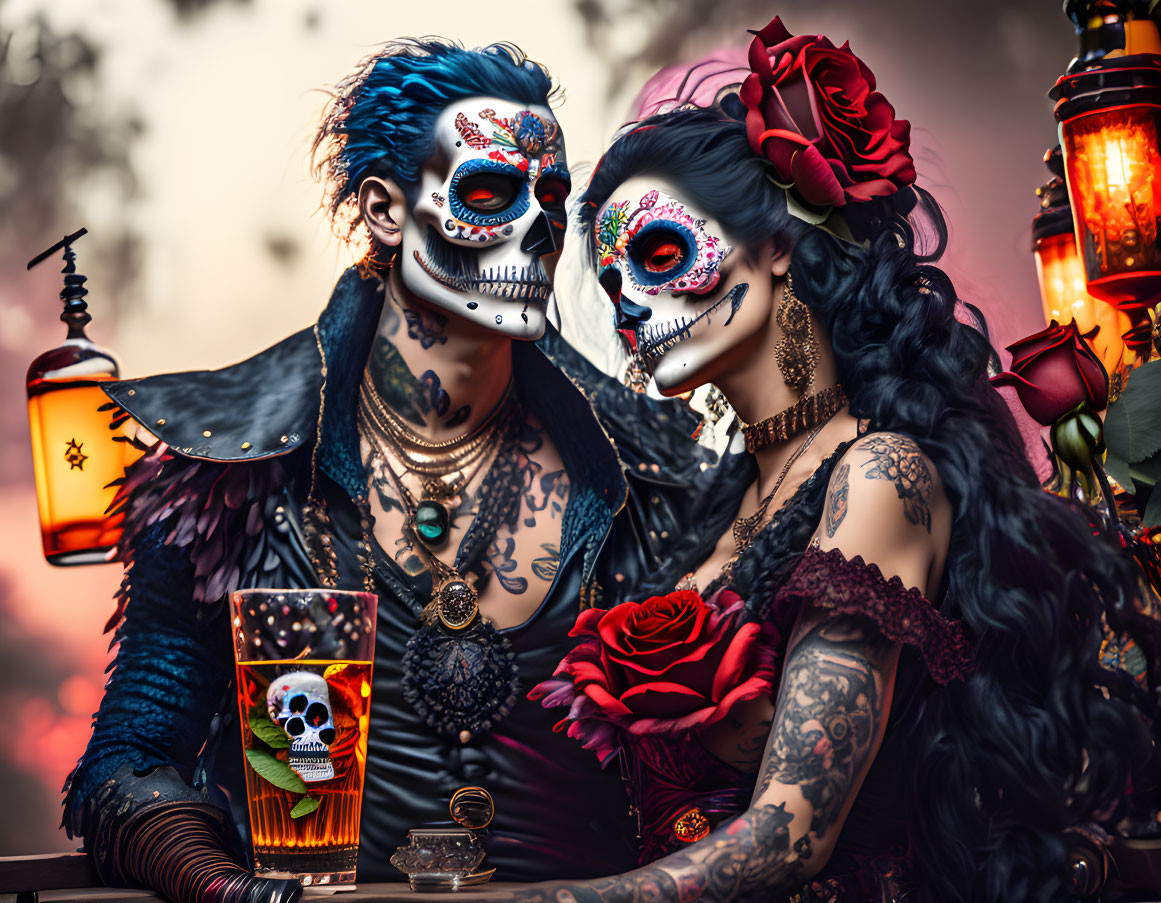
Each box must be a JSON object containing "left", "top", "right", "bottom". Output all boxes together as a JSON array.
[{"left": 626, "top": 448, "right": 975, "bottom": 901}]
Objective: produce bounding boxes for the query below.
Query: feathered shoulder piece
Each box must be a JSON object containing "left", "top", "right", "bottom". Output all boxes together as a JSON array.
[
  {"left": 97, "top": 268, "right": 395, "bottom": 634},
  {"left": 103, "top": 435, "right": 305, "bottom": 635}
]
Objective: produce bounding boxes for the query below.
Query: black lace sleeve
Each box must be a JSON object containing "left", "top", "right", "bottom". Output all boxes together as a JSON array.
[{"left": 771, "top": 546, "right": 975, "bottom": 685}]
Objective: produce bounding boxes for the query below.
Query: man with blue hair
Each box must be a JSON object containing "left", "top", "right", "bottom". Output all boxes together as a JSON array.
[{"left": 60, "top": 39, "right": 719, "bottom": 903}]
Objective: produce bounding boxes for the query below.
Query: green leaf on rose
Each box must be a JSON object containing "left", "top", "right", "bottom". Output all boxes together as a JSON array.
[
  {"left": 249, "top": 715, "right": 290, "bottom": 749},
  {"left": 1105, "top": 360, "right": 1161, "bottom": 463},
  {"left": 1143, "top": 487, "right": 1161, "bottom": 529},
  {"left": 245, "top": 748, "right": 306, "bottom": 794},
  {"left": 290, "top": 796, "right": 320, "bottom": 819},
  {"left": 1051, "top": 408, "right": 1102, "bottom": 473},
  {"left": 1129, "top": 455, "right": 1161, "bottom": 489},
  {"left": 1104, "top": 450, "right": 1135, "bottom": 493}
]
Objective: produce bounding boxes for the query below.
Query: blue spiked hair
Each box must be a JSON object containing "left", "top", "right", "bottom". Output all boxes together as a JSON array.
[{"left": 313, "top": 38, "right": 556, "bottom": 237}]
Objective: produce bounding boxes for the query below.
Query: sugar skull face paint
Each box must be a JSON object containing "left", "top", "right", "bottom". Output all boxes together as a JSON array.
[
  {"left": 595, "top": 189, "right": 731, "bottom": 296},
  {"left": 398, "top": 96, "right": 571, "bottom": 339},
  {"left": 595, "top": 176, "right": 777, "bottom": 396}
]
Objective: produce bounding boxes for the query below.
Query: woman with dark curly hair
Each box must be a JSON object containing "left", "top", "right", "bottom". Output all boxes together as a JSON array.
[{"left": 523, "top": 17, "right": 1158, "bottom": 903}]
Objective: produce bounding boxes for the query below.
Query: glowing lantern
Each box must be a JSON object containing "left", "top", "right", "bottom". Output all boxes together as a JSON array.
[
  {"left": 1035, "top": 232, "right": 1136, "bottom": 375},
  {"left": 1033, "top": 147, "right": 1136, "bottom": 380},
  {"left": 25, "top": 230, "right": 138, "bottom": 565},
  {"left": 1051, "top": 54, "right": 1161, "bottom": 313}
]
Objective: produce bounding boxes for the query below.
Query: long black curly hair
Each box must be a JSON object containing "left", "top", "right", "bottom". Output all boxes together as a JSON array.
[{"left": 578, "top": 109, "right": 1159, "bottom": 903}]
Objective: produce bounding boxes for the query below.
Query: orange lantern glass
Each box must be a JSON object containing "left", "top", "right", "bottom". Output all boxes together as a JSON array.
[
  {"left": 25, "top": 231, "right": 138, "bottom": 565},
  {"left": 1033, "top": 146, "right": 1136, "bottom": 380},
  {"left": 1052, "top": 56, "right": 1161, "bottom": 311},
  {"left": 1034, "top": 231, "right": 1136, "bottom": 376}
]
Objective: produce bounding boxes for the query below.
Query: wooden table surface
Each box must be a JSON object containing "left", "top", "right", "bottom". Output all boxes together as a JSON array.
[
  {"left": 0, "top": 854, "right": 526, "bottom": 901},
  {"left": 33, "top": 884, "right": 523, "bottom": 902}
]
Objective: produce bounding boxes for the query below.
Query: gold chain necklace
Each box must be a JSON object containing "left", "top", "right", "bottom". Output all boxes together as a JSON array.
[
  {"left": 715, "top": 410, "right": 837, "bottom": 587},
  {"left": 732, "top": 421, "right": 826, "bottom": 554},
  {"left": 358, "top": 376, "right": 507, "bottom": 474},
  {"left": 679, "top": 423, "right": 826, "bottom": 594},
  {"left": 360, "top": 369, "right": 513, "bottom": 451},
  {"left": 357, "top": 371, "right": 513, "bottom": 550},
  {"left": 366, "top": 440, "right": 482, "bottom": 631}
]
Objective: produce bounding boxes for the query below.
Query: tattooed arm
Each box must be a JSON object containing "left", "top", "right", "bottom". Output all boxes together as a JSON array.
[
  {"left": 507, "top": 434, "right": 949, "bottom": 903},
  {"left": 818, "top": 432, "right": 951, "bottom": 596},
  {"left": 511, "top": 610, "right": 898, "bottom": 903}
]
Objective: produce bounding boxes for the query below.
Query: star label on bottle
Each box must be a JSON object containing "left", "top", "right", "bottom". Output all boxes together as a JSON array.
[{"left": 64, "top": 438, "right": 88, "bottom": 470}]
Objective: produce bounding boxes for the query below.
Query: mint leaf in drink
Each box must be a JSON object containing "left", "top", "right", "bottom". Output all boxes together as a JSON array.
[
  {"left": 290, "top": 796, "right": 321, "bottom": 819},
  {"left": 249, "top": 715, "right": 291, "bottom": 749},
  {"left": 245, "top": 748, "right": 307, "bottom": 794}
]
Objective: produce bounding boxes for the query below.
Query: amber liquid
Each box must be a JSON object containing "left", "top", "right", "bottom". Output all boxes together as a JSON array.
[
  {"left": 236, "top": 659, "right": 373, "bottom": 885},
  {"left": 27, "top": 379, "right": 137, "bottom": 565}
]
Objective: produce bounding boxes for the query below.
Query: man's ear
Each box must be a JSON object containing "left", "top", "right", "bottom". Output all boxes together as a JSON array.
[{"left": 358, "top": 176, "right": 406, "bottom": 248}]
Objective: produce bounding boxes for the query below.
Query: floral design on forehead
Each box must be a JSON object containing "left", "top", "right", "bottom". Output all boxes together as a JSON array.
[
  {"left": 454, "top": 108, "right": 563, "bottom": 175},
  {"left": 596, "top": 188, "right": 732, "bottom": 296}
]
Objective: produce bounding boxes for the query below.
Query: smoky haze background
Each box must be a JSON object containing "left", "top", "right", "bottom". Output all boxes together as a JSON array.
[{"left": 0, "top": 0, "right": 1067, "bottom": 855}]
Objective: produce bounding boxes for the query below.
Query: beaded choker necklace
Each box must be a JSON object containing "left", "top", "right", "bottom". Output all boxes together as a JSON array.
[{"left": 740, "top": 384, "right": 847, "bottom": 454}]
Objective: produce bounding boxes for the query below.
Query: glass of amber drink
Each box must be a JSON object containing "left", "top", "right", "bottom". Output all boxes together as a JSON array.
[{"left": 231, "top": 588, "right": 376, "bottom": 887}]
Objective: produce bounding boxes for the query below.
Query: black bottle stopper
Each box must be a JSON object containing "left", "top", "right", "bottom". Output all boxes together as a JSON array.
[{"left": 27, "top": 227, "right": 91, "bottom": 339}]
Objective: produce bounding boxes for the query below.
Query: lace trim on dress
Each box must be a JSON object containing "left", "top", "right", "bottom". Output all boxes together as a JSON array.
[{"left": 773, "top": 546, "right": 975, "bottom": 685}]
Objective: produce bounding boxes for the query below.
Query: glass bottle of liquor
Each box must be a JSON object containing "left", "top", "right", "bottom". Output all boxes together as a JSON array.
[{"left": 26, "top": 230, "right": 137, "bottom": 565}]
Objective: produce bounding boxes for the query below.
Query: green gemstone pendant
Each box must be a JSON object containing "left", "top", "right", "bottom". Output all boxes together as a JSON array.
[{"left": 415, "top": 500, "right": 450, "bottom": 546}]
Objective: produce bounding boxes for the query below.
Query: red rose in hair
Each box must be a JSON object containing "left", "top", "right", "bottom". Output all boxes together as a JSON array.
[
  {"left": 991, "top": 319, "right": 1109, "bottom": 425},
  {"left": 739, "top": 17, "right": 916, "bottom": 208},
  {"left": 529, "top": 590, "right": 778, "bottom": 763}
]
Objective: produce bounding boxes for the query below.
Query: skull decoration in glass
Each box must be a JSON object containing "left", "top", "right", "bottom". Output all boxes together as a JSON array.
[
  {"left": 397, "top": 96, "right": 570, "bottom": 339},
  {"left": 266, "top": 671, "right": 337, "bottom": 783}
]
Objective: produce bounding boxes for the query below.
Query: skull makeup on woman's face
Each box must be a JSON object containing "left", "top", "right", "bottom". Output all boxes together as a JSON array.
[
  {"left": 266, "top": 671, "right": 336, "bottom": 783},
  {"left": 594, "top": 176, "right": 776, "bottom": 396},
  {"left": 398, "top": 96, "right": 571, "bottom": 339}
]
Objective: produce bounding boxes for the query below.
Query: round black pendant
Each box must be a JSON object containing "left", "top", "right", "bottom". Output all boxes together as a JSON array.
[
  {"left": 401, "top": 617, "right": 521, "bottom": 739},
  {"left": 436, "top": 578, "right": 478, "bottom": 631},
  {"left": 415, "top": 500, "right": 450, "bottom": 546}
]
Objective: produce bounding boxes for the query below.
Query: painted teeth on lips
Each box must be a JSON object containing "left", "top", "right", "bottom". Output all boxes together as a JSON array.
[
  {"left": 634, "top": 283, "right": 742, "bottom": 360},
  {"left": 472, "top": 265, "right": 551, "bottom": 302},
  {"left": 637, "top": 316, "right": 693, "bottom": 367}
]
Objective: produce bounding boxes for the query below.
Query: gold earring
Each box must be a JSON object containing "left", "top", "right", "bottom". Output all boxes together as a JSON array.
[{"left": 774, "top": 273, "right": 817, "bottom": 396}]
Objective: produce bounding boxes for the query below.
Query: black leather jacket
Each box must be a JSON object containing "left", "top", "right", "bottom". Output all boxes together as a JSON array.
[{"left": 63, "top": 266, "right": 752, "bottom": 882}]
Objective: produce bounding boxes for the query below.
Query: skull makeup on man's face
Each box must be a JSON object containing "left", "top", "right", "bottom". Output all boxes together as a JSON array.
[
  {"left": 398, "top": 96, "right": 571, "bottom": 339},
  {"left": 266, "top": 671, "right": 336, "bottom": 783},
  {"left": 595, "top": 176, "right": 773, "bottom": 396}
]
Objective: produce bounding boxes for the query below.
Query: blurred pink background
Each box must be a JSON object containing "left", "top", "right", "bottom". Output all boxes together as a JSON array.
[{"left": 0, "top": 0, "right": 1070, "bottom": 854}]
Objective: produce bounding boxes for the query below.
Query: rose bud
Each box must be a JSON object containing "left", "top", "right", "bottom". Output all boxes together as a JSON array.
[{"left": 991, "top": 319, "right": 1109, "bottom": 426}]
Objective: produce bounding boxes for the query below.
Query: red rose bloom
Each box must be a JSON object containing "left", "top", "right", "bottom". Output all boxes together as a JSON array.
[
  {"left": 991, "top": 319, "right": 1109, "bottom": 425},
  {"left": 530, "top": 589, "right": 779, "bottom": 763},
  {"left": 739, "top": 17, "right": 916, "bottom": 208}
]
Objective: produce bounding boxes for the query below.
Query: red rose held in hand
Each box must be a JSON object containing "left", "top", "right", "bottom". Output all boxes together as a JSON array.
[
  {"left": 739, "top": 17, "right": 916, "bottom": 208},
  {"left": 530, "top": 590, "right": 779, "bottom": 761},
  {"left": 991, "top": 319, "right": 1109, "bottom": 425}
]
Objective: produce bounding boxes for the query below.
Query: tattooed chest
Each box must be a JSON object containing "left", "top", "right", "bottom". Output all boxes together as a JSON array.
[{"left": 365, "top": 442, "right": 572, "bottom": 629}]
